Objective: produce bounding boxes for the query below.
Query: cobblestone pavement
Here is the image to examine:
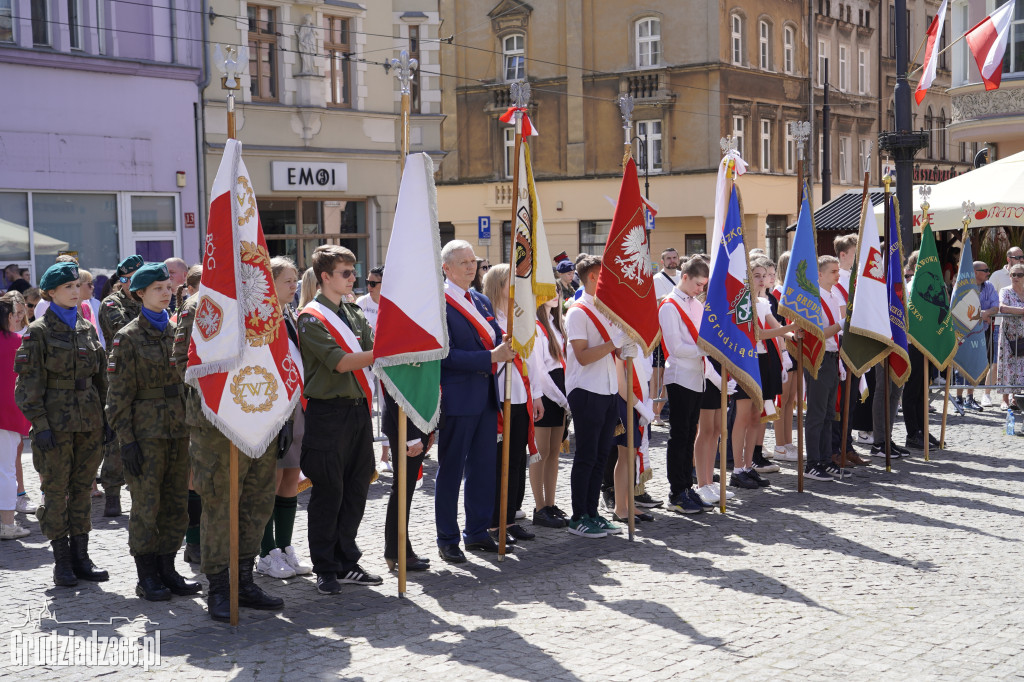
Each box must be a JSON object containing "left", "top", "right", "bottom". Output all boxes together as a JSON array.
[{"left": 2, "top": 395, "right": 1023, "bottom": 681}]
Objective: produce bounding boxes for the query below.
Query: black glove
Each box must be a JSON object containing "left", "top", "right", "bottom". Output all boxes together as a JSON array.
[
  {"left": 277, "top": 420, "right": 294, "bottom": 459},
  {"left": 33, "top": 429, "right": 57, "bottom": 453},
  {"left": 103, "top": 421, "right": 116, "bottom": 445},
  {"left": 122, "top": 442, "right": 143, "bottom": 478}
]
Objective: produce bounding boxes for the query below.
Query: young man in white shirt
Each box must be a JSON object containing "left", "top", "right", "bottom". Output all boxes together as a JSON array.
[
  {"left": 659, "top": 257, "right": 710, "bottom": 514},
  {"left": 805, "top": 256, "right": 848, "bottom": 481},
  {"left": 650, "top": 248, "right": 680, "bottom": 428},
  {"left": 564, "top": 254, "right": 627, "bottom": 538},
  {"left": 834, "top": 234, "right": 857, "bottom": 299}
]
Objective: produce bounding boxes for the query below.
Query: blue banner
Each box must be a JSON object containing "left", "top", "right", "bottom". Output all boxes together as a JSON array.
[
  {"left": 950, "top": 233, "right": 990, "bottom": 385},
  {"left": 777, "top": 188, "right": 826, "bottom": 377},
  {"left": 886, "top": 196, "right": 911, "bottom": 385}
]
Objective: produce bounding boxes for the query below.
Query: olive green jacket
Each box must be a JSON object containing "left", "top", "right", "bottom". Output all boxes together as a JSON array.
[
  {"left": 99, "top": 288, "right": 142, "bottom": 353},
  {"left": 297, "top": 293, "right": 373, "bottom": 400}
]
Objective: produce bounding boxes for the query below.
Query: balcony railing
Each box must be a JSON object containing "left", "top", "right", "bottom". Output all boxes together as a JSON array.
[{"left": 620, "top": 70, "right": 673, "bottom": 103}]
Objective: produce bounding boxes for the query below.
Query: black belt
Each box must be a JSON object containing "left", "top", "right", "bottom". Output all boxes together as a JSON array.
[
  {"left": 46, "top": 378, "right": 89, "bottom": 390},
  {"left": 135, "top": 384, "right": 183, "bottom": 400},
  {"left": 308, "top": 396, "right": 367, "bottom": 407}
]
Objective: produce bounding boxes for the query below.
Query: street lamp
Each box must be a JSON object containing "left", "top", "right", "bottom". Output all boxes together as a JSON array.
[{"left": 630, "top": 134, "right": 650, "bottom": 199}]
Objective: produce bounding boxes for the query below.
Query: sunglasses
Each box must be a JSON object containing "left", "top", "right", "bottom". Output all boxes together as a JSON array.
[
  {"left": 332, "top": 268, "right": 356, "bottom": 279},
  {"left": 976, "top": 269, "right": 990, "bottom": 273},
  {"left": 1010, "top": 255, "right": 1024, "bottom": 261},
  {"left": 1012, "top": 273, "right": 1024, "bottom": 279},
  {"left": 118, "top": 276, "right": 130, "bottom": 284},
  {"left": 367, "top": 281, "right": 381, "bottom": 288},
  {"left": 480, "top": 265, "right": 490, "bottom": 272}
]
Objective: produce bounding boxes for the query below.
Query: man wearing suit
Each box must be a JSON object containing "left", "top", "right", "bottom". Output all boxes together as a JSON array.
[{"left": 436, "top": 240, "right": 516, "bottom": 563}]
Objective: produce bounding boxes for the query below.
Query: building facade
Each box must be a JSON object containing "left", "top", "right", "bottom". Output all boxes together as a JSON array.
[
  {"left": 202, "top": 0, "right": 443, "bottom": 285},
  {"left": 0, "top": 0, "right": 203, "bottom": 284},
  {"left": 436, "top": 0, "right": 820, "bottom": 265}
]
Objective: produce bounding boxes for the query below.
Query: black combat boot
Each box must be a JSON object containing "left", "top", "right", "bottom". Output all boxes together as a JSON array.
[
  {"left": 182, "top": 542, "right": 201, "bottom": 564},
  {"left": 51, "top": 537, "right": 78, "bottom": 587},
  {"left": 205, "top": 569, "right": 231, "bottom": 622},
  {"left": 69, "top": 534, "right": 109, "bottom": 581},
  {"left": 103, "top": 494, "right": 122, "bottom": 517},
  {"left": 134, "top": 555, "right": 171, "bottom": 601},
  {"left": 237, "top": 556, "right": 284, "bottom": 610},
  {"left": 156, "top": 553, "right": 201, "bottom": 596}
]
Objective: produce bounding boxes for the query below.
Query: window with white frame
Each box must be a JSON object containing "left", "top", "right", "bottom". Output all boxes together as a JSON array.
[
  {"left": 731, "top": 13, "right": 744, "bottom": 65},
  {"left": 817, "top": 39, "right": 829, "bottom": 87},
  {"left": 503, "top": 34, "right": 525, "bottom": 82},
  {"left": 636, "top": 119, "right": 663, "bottom": 173},
  {"left": 785, "top": 122, "right": 796, "bottom": 173},
  {"left": 997, "top": 0, "right": 1023, "bottom": 75},
  {"left": 732, "top": 116, "right": 745, "bottom": 158},
  {"left": 759, "top": 20, "right": 772, "bottom": 70},
  {"left": 839, "top": 136, "right": 850, "bottom": 183},
  {"left": 68, "top": 0, "right": 82, "bottom": 49},
  {"left": 760, "top": 119, "right": 772, "bottom": 171},
  {"left": 503, "top": 127, "right": 516, "bottom": 179},
  {"left": 0, "top": 0, "right": 14, "bottom": 42},
  {"left": 838, "top": 44, "right": 849, "bottom": 91},
  {"left": 636, "top": 17, "right": 661, "bottom": 68},
  {"left": 783, "top": 25, "right": 794, "bottom": 73},
  {"left": 858, "top": 138, "right": 870, "bottom": 176},
  {"left": 858, "top": 48, "right": 869, "bottom": 93}
]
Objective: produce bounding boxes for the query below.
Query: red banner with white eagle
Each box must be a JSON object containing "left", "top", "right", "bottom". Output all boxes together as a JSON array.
[
  {"left": 594, "top": 157, "right": 661, "bottom": 354},
  {"left": 184, "top": 139, "right": 302, "bottom": 458}
]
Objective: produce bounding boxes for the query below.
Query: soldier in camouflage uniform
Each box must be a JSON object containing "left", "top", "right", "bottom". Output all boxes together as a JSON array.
[
  {"left": 105, "top": 263, "right": 201, "bottom": 602},
  {"left": 97, "top": 254, "right": 144, "bottom": 517},
  {"left": 172, "top": 294, "right": 287, "bottom": 621},
  {"left": 15, "top": 262, "right": 111, "bottom": 587}
]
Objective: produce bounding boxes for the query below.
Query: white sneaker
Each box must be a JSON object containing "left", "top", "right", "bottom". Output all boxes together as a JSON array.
[
  {"left": 0, "top": 522, "right": 30, "bottom": 540},
  {"left": 514, "top": 509, "right": 526, "bottom": 520},
  {"left": 774, "top": 445, "right": 798, "bottom": 462},
  {"left": 282, "top": 545, "right": 313, "bottom": 575},
  {"left": 256, "top": 548, "right": 296, "bottom": 579},
  {"left": 856, "top": 431, "right": 873, "bottom": 444},
  {"left": 381, "top": 460, "right": 393, "bottom": 473},
  {"left": 981, "top": 393, "right": 993, "bottom": 408},
  {"left": 697, "top": 485, "right": 719, "bottom": 505},
  {"left": 15, "top": 495, "right": 37, "bottom": 514}
]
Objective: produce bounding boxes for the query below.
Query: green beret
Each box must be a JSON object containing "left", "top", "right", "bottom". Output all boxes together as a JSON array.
[
  {"left": 129, "top": 262, "right": 170, "bottom": 292},
  {"left": 40, "top": 262, "right": 80, "bottom": 291},
  {"left": 116, "top": 255, "right": 145, "bottom": 277}
]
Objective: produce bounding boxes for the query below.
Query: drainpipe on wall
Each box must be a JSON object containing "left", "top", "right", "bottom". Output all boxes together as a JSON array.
[{"left": 194, "top": 0, "right": 211, "bottom": 258}]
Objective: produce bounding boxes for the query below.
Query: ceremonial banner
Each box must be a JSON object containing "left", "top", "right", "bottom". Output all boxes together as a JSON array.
[
  {"left": 697, "top": 184, "right": 762, "bottom": 414},
  {"left": 595, "top": 157, "right": 661, "bottom": 354},
  {"left": 510, "top": 142, "right": 557, "bottom": 357},
  {"left": 886, "top": 197, "right": 912, "bottom": 385},
  {"left": 185, "top": 139, "right": 302, "bottom": 458},
  {"left": 950, "top": 235, "right": 990, "bottom": 385},
  {"left": 372, "top": 153, "right": 448, "bottom": 433},
  {"left": 778, "top": 189, "right": 826, "bottom": 378},
  {"left": 841, "top": 195, "right": 895, "bottom": 376},
  {"left": 907, "top": 220, "right": 957, "bottom": 369},
  {"left": 915, "top": 0, "right": 948, "bottom": 104}
]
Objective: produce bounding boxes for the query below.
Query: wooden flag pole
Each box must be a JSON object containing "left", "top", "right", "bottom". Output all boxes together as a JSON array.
[
  {"left": 923, "top": 357, "right": 930, "bottom": 462},
  {"left": 498, "top": 81, "right": 529, "bottom": 561},
  {"left": 797, "top": 341, "right": 805, "bottom": 492},
  {"left": 392, "top": 49, "right": 417, "bottom": 597},
  {"left": 719, "top": 368, "right": 729, "bottom": 513},
  {"left": 882, "top": 167, "right": 893, "bottom": 472},
  {"left": 626, "top": 357, "right": 637, "bottom": 540},
  {"left": 840, "top": 373, "right": 852, "bottom": 469},
  {"left": 940, "top": 365, "right": 952, "bottom": 449}
]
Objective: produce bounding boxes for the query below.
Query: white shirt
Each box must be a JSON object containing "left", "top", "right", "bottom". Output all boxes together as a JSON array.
[
  {"left": 755, "top": 297, "right": 772, "bottom": 354},
  {"left": 820, "top": 285, "right": 845, "bottom": 352},
  {"left": 444, "top": 280, "right": 493, "bottom": 335},
  {"left": 565, "top": 293, "right": 620, "bottom": 396},
  {"left": 34, "top": 299, "right": 49, "bottom": 320},
  {"left": 494, "top": 312, "right": 554, "bottom": 405},
  {"left": 990, "top": 267, "right": 1011, "bottom": 317},
  {"left": 838, "top": 268, "right": 851, "bottom": 295},
  {"left": 654, "top": 270, "right": 679, "bottom": 301},
  {"left": 658, "top": 288, "right": 705, "bottom": 392},
  {"left": 355, "top": 293, "right": 379, "bottom": 329},
  {"left": 534, "top": 321, "right": 565, "bottom": 374}
]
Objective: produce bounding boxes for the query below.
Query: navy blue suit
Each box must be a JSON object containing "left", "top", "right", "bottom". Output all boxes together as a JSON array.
[{"left": 435, "top": 288, "right": 502, "bottom": 546}]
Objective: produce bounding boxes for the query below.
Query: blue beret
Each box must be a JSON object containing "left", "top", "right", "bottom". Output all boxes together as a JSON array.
[
  {"left": 116, "top": 255, "right": 145, "bottom": 277},
  {"left": 39, "top": 262, "right": 80, "bottom": 291},
  {"left": 129, "top": 262, "right": 170, "bottom": 292}
]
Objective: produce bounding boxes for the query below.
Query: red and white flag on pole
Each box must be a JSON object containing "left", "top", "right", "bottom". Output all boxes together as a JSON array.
[
  {"left": 915, "top": 0, "right": 948, "bottom": 104},
  {"left": 185, "top": 139, "right": 303, "bottom": 458},
  {"left": 966, "top": 0, "right": 1017, "bottom": 90}
]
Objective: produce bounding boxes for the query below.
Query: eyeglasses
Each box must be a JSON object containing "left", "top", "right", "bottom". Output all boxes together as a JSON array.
[
  {"left": 118, "top": 276, "right": 130, "bottom": 284},
  {"left": 1012, "top": 273, "right": 1024, "bottom": 279},
  {"left": 976, "top": 269, "right": 990, "bottom": 273},
  {"left": 367, "top": 280, "right": 381, "bottom": 288},
  {"left": 480, "top": 265, "right": 490, "bottom": 272},
  {"left": 1010, "top": 255, "right": 1024, "bottom": 261},
  {"left": 332, "top": 269, "right": 356, "bottom": 279}
]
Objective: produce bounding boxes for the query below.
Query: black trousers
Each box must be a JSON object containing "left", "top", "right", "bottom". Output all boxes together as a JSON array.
[
  {"left": 301, "top": 398, "right": 374, "bottom": 576},
  {"left": 666, "top": 383, "right": 702, "bottom": 497},
  {"left": 384, "top": 450, "right": 425, "bottom": 561},
  {"left": 567, "top": 389, "right": 617, "bottom": 520},
  {"left": 493, "top": 403, "right": 528, "bottom": 526},
  {"left": 903, "top": 345, "right": 925, "bottom": 437}
]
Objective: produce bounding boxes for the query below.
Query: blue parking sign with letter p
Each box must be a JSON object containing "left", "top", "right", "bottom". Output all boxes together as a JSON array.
[
  {"left": 478, "top": 216, "right": 491, "bottom": 240},
  {"left": 644, "top": 207, "right": 655, "bottom": 231}
]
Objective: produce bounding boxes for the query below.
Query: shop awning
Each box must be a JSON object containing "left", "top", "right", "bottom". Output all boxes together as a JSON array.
[
  {"left": 787, "top": 189, "right": 885, "bottom": 233},
  {"left": 0, "top": 218, "right": 70, "bottom": 256}
]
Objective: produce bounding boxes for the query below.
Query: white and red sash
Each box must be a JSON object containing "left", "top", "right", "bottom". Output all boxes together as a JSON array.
[
  {"left": 445, "top": 291, "right": 498, "bottom": 374},
  {"left": 835, "top": 282, "right": 849, "bottom": 302},
  {"left": 494, "top": 315, "right": 538, "bottom": 459},
  {"left": 536, "top": 320, "right": 566, "bottom": 371},
  {"left": 819, "top": 294, "right": 841, "bottom": 350},
  {"left": 300, "top": 300, "right": 374, "bottom": 410},
  {"left": 659, "top": 296, "right": 706, "bottom": 373}
]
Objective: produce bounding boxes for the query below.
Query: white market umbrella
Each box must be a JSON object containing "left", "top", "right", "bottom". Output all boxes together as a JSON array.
[
  {"left": 0, "top": 217, "right": 70, "bottom": 256},
  {"left": 873, "top": 149, "right": 1024, "bottom": 232}
]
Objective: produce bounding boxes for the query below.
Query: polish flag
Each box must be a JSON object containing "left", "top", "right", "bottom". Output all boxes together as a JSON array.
[
  {"left": 915, "top": 0, "right": 948, "bottom": 104},
  {"left": 966, "top": 0, "right": 1017, "bottom": 90}
]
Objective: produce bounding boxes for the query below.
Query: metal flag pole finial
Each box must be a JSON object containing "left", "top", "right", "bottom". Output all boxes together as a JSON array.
[
  {"left": 962, "top": 200, "right": 976, "bottom": 229},
  {"left": 619, "top": 94, "right": 634, "bottom": 146},
  {"left": 790, "top": 121, "right": 812, "bottom": 161},
  {"left": 214, "top": 44, "right": 246, "bottom": 140},
  {"left": 390, "top": 49, "right": 419, "bottom": 96},
  {"left": 919, "top": 184, "right": 932, "bottom": 214}
]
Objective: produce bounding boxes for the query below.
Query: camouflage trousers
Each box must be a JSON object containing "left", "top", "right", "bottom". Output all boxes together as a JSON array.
[
  {"left": 33, "top": 430, "right": 103, "bottom": 541},
  {"left": 126, "top": 437, "right": 190, "bottom": 556},
  {"left": 100, "top": 438, "right": 123, "bottom": 497},
  {"left": 189, "top": 425, "right": 277, "bottom": 575}
]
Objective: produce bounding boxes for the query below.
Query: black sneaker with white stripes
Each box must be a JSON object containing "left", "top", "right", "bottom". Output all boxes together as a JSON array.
[{"left": 338, "top": 565, "right": 383, "bottom": 586}]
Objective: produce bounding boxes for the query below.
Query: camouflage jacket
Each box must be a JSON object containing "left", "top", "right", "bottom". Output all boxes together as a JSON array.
[
  {"left": 171, "top": 295, "right": 208, "bottom": 428},
  {"left": 99, "top": 288, "right": 142, "bottom": 353},
  {"left": 105, "top": 314, "right": 188, "bottom": 443},
  {"left": 14, "top": 308, "right": 107, "bottom": 434}
]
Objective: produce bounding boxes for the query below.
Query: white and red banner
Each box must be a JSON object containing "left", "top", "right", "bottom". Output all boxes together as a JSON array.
[
  {"left": 915, "top": 0, "right": 948, "bottom": 104},
  {"left": 185, "top": 139, "right": 302, "bottom": 458},
  {"left": 966, "top": 0, "right": 1017, "bottom": 90}
]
